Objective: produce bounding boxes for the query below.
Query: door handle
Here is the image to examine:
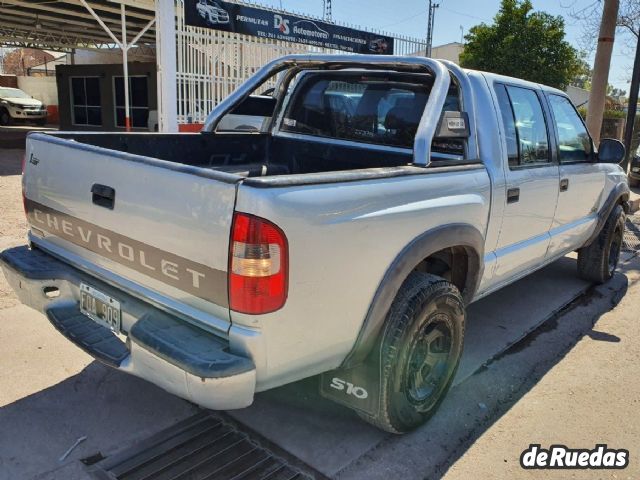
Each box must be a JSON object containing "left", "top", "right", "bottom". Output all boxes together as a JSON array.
[
  {"left": 507, "top": 187, "right": 520, "bottom": 204},
  {"left": 560, "top": 178, "right": 569, "bottom": 192},
  {"left": 91, "top": 184, "right": 116, "bottom": 209}
]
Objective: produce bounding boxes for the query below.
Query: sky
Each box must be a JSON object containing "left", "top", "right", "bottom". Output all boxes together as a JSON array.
[{"left": 258, "top": 0, "right": 634, "bottom": 93}]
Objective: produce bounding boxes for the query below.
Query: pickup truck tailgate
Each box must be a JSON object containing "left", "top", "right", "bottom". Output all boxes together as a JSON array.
[{"left": 23, "top": 134, "right": 237, "bottom": 331}]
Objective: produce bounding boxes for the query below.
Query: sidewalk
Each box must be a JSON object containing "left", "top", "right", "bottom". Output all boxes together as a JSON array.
[{"left": 443, "top": 254, "right": 640, "bottom": 480}]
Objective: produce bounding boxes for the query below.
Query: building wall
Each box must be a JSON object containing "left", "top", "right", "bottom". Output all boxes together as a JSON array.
[
  {"left": 72, "top": 48, "right": 155, "bottom": 65},
  {"left": 566, "top": 85, "right": 590, "bottom": 108},
  {"left": 17, "top": 76, "right": 57, "bottom": 105},
  {"left": 431, "top": 43, "right": 464, "bottom": 64},
  {"left": 0, "top": 75, "right": 18, "bottom": 88},
  {"left": 412, "top": 42, "right": 464, "bottom": 64},
  {"left": 17, "top": 76, "right": 59, "bottom": 123},
  {"left": 56, "top": 62, "right": 157, "bottom": 131}
]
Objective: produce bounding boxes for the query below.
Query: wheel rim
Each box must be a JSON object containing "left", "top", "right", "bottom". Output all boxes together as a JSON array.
[
  {"left": 406, "top": 314, "right": 454, "bottom": 409},
  {"left": 608, "top": 226, "right": 623, "bottom": 275}
]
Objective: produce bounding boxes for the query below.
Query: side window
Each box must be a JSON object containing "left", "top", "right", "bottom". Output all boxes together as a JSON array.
[
  {"left": 505, "top": 86, "right": 550, "bottom": 167},
  {"left": 495, "top": 84, "right": 519, "bottom": 168},
  {"left": 548, "top": 94, "right": 593, "bottom": 162}
]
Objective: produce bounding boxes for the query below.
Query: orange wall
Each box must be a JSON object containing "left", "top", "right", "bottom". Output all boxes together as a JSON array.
[
  {"left": 178, "top": 123, "right": 204, "bottom": 132},
  {"left": 47, "top": 105, "right": 59, "bottom": 124}
]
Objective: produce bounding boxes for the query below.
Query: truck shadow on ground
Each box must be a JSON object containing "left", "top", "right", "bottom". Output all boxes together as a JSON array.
[
  {"left": 0, "top": 257, "right": 632, "bottom": 480},
  {"left": 0, "top": 126, "right": 55, "bottom": 151},
  {"left": 228, "top": 258, "right": 632, "bottom": 479},
  {"left": 0, "top": 147, "right": 24, "bottom": 175}
]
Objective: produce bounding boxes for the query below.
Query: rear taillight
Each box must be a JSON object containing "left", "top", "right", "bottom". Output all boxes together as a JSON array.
[{"left": 229, "top": 212, "right": 288, "bottom": 314}]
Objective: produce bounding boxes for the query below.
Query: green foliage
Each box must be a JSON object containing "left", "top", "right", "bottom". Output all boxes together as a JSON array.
[
  {"left": 459, "top": 0, "right": 582, "bottom": 89},
  {"left": 577, "top": 106, "right": 587, "bottom": 120},
  {"left": 570, "top": 58, "right": 592, "bottom": 90},
  {"left": 607, "top": 85, "right": 627, "bottom": 98},
  {"left": 577, "top": 107, "right": 628, "bottom": 120},
  {"left": 602, "top": 109, "right": 627, "bottom": 119}
]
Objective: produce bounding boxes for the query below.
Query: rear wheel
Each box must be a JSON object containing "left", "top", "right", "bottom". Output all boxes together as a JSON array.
[
  {"left": 358, "top": 272, "right": 465, "bottom": 433},
  {"left": 577, "top": 205, "right": 625, "bottom": 284},
  {"left": 0, "top": 109, "right": 13, "bottom": 126}
]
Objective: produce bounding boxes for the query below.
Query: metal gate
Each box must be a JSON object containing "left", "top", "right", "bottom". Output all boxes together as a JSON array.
[{"left": 174, "top": 0, "right": 427, "bottom": 125}]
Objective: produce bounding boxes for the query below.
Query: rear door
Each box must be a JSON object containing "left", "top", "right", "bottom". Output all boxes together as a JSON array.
[
  {"left": 544, "top": 93, "right": 605, "bottom": 255},
  {"left": 492, "top": 83, "right": 560, "bottom": 285},
  {"left": 24, "top": 134, "right": 238, "bottom": 333}
]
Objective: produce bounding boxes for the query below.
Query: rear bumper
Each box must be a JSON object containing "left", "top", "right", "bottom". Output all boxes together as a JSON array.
[{"left": 0, "top": 245, "right": 256, "bottom": 410}]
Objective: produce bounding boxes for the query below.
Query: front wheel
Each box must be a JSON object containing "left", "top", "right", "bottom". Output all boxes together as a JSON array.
[
  {"left": 359, "top": 272, "right": 465, "bottom": 433},
  {"left": 0, "top": 109, "right": 13, "bottom": 126},
  {"left": 577, "top": 205, "right": 625, "bottom": 284}
]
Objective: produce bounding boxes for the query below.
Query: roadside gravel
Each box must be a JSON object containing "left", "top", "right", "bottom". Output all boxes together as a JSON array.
[{"left": 0, "top": 149, "right": 27, "bottom": 310}]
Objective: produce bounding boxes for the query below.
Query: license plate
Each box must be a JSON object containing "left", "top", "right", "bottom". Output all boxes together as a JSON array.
[{"left": 80, "top": 283, "right": 121, "bottom": 333}]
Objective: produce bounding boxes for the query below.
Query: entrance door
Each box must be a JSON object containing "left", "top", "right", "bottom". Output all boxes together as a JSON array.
[{"left": 492, "top": 83, "right": 560, "bottom": 286}]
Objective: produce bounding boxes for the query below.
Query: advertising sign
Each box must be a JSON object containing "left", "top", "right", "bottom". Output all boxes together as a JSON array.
[{"left": 185, "top": 0, "right": 394, "bottom": 54}]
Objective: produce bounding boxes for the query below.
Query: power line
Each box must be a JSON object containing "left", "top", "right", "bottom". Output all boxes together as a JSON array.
[
  {"left": 377, "top": 9, "right": 429, "bottom": 30},
  {"left": 439, "top": 6, "right": 489, "bottom": 22}
]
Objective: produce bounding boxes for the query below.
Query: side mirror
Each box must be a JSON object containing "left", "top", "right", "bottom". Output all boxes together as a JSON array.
[{"left": 597, "top": 138, "right": 625, "bottom": 164}]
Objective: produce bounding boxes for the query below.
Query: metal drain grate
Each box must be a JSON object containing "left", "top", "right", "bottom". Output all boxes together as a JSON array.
[
  {"left": 88, "top": 412, "right": 314, "bottom": 480},
  {"left": 623, "top": 215, "right": 640, "bottom": 252}
]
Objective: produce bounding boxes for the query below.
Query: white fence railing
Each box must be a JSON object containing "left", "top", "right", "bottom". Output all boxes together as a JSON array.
[{"left": 175, "top": 0, "right": 427, "bottom": 125}]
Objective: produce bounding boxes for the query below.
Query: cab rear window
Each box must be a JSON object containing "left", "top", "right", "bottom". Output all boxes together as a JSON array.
[{"left": 280, "top": 72, "right": 462, "bottom": 155}]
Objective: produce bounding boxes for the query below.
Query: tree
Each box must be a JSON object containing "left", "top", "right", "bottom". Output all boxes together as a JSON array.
[
  {"left": 571, "top": 58, "right": 593, "bottom": 89},
  {"left": 1, "top": 48, "right": 54, "bottom": 76},
  {"left": 571, "top": 62, "right": 628, "bottom": 100},
  {"left": 571, "top": 0, "right": 639, "bottom": 51},
  {"left": 608, "top": 85, "right": 627, "bottom": 98},
  {"left": 459, "top": 0, "right": 582, "bottom": 89}
]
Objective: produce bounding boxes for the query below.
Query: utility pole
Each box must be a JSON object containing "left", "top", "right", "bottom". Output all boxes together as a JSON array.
[
  {"left": 586, "top": 0, "right": 620, "bottom": 145},
  {"left": 425, "top": 1, "right": 440, "bottom": 57},
  {"left": 622, "top": 31, "right": 640, "bottom": 173},
  {"left": 323, "top": 0, "right": 332, "bottom": 22}
]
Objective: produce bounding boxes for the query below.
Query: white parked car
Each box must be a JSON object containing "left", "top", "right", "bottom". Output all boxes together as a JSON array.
[
  {"left": 0, "top": 87, "right": 47, "bottom": 126},
  {"left": 195, "top": 0, "right": 230, "bottom": 26}
]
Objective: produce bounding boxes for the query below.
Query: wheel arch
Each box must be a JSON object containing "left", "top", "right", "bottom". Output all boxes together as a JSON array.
[
  {"left": 341, "top": 223, "right": 484, "bottom": 369},
  {"left": 582, "top": 182, "right": 630, "bottom": 248}
]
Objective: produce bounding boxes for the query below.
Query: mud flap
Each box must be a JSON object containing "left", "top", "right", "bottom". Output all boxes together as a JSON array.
[{"left": 319, "top": 354, "right": 381, "bottom": 416}]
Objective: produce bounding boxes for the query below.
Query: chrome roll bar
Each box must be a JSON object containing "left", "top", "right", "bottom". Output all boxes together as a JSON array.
[
  {"left": 203, "top": 54, "right": 452, "bottom": 166},
  {"left": 437, "top": 59, "right": 479, "bottom": 161}
]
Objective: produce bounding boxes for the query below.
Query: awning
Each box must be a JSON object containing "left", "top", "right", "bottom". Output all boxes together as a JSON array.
[{"left": 0, "top": 0, "right": 155, "bottom": 52}]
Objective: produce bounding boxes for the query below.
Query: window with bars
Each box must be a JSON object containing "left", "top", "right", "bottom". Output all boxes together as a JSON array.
[
  {"left": 70, "top": 77, "right": 102, "bottom": 126},
  {"left": 114, "top": 76, "right": 149, "bottom": 128}
]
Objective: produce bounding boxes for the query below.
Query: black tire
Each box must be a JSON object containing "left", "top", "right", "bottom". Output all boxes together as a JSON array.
[
  {"left": 629, "top": 176, "right": 639, "bottom": 188},
  {"left": 359, "top": 272, "right": 465, "bottom": 433},
  {"left": 0, "top": 109, "right": 12, "bottom": 126},
  {"left": 577, "top": 205, "right": 625, "bottom": 284}
]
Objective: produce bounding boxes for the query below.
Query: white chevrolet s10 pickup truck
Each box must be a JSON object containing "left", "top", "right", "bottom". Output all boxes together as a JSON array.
[{"left": 1, "top": 55, "right": 630, "bottom": 433}]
